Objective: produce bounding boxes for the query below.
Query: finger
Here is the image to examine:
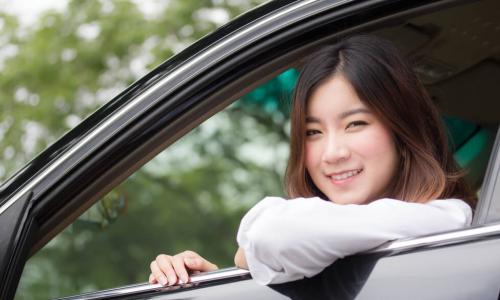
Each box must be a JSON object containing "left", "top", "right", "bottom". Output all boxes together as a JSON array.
[
  {"left": 150, "top": 261, "right": 168, "bottom": 286},
  {"left": 156, "top": 255, "right": 178, "bottom": 286},
  {"left": 171, "top": 255, "right": 190, "bottom": 284},
  {"left": 184, "top": 256, "right": 218, "bottom": 272},
  {"left": 149, "top": 273, "right": 158, "bottom": 284},
  {"left": 182, "top": 250, "right": 218, "bottom": 271}
]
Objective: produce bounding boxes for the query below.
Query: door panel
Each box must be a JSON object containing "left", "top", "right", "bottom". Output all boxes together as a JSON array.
[{"left": 271, "top": 238, "right": 500, "bottom": 300}]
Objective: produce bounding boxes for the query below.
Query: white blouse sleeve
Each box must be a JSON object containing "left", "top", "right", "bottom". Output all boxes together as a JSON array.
[{"left": 236, "top": 196, "right": 472, "bottom": 285}]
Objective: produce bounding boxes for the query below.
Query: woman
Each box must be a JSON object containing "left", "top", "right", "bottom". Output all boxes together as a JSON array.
[{"left": 149, "top": 35, "right": 475, "bottom": 286}]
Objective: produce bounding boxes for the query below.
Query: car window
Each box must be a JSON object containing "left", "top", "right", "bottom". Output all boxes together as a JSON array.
[
  {"left": 16, "top": 68, "right": 496, "bottom": 300},
  {"left": 15, "top": 69, "right": 295, "bottom": 300}
]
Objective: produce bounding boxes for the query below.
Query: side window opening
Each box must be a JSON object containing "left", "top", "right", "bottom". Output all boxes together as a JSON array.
[
  {"left": 16, "top": 64, "right": 496, "bottom": 300},
  {"left": 15, "top": 69, "right": 296, "bottom": 300},
  {"left": 444, "top": 116, "right": 496, "bottom": 191}
]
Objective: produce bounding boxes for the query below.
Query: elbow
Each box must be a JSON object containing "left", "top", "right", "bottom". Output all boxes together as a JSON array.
[
  {"left": 237, "top": 213, "right": 292, "bottom": 270},
  {"left": 249, "top": 228, "right": 290, "bottom": 260}
]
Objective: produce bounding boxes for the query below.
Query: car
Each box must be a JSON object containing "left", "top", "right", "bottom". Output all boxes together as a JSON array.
[{"left": 1, "top": 0, "right": 500, "bottom": 299}]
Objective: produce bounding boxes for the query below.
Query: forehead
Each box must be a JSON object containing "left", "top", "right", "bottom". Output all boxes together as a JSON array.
[{"left": 306, "top": 75, "right": 367, "bottom": 115}]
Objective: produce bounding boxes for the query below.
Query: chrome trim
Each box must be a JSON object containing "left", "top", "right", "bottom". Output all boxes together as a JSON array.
[
  {"left": 371, "top": 222, "right": 500, "bottom": 253},
  {"left": 0, "top": 0, "right": 355, "bottom": 216},
  {"left": 56, "top": 267, "right": 250, "bottom": 300},
  {"left": 180, "top": 266, "right": 250, "bottom": 284}
]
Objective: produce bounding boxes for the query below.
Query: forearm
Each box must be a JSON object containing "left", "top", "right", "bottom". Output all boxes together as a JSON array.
[{"left": 234, "top": 247, "right": 248, "bottom": 269}]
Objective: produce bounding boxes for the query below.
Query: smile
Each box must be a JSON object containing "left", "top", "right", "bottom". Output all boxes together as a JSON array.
[{"left": 329, "top": 169, "right": 363, "bottom": 181}]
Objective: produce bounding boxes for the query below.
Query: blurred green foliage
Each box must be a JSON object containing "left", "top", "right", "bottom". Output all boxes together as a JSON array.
[
  {"left": 0, "top": 0, "right": 299, "bottom": 299},
  {"left": 0, "top": 0, "right": 268, "bottom": 181}
]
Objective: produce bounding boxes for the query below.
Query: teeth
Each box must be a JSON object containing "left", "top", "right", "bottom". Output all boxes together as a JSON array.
[{"left": 331, "top": 169, "right": 361, "bottom": 180}]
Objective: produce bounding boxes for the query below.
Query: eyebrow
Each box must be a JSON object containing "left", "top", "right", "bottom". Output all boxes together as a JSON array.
[
  {"left": 306, "top": 108, "right": 371, "bottom": 123},
  {"left": 338, "top": 108, "right": 371, "bottom": 119}
]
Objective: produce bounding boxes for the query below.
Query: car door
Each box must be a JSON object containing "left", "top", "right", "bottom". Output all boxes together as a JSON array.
[{"left": 2, "top": 0, "right": 500, "bottom": 299}]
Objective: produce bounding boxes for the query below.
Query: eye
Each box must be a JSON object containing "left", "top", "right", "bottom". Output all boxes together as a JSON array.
[
  {"left": 306, "top": 129, "right": 321, "bottom": 136},
  {"left": 346, "top": 120, "right": 368, "bottom": 130}
]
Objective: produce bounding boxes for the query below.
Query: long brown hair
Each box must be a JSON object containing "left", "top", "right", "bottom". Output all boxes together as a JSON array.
[{"left": 285, "top": 35, "right": 476, "bottom": 208}]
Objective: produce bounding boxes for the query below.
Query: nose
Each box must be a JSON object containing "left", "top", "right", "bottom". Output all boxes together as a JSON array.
[{"left": 321, "top": 134, "right": 350, "bottom": 164}]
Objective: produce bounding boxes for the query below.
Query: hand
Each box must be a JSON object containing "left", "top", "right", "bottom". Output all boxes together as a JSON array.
[
  {"left": 234, "top": 247, "right": 248, "bottom": 269},
  {"left": 149, "top": 250, "right": 218, "bottom": 286}
]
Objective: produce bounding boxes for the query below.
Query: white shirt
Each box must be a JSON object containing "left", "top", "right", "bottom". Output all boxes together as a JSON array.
[{"left": 236, "top": 197, "right": 472, "bottom": 285}]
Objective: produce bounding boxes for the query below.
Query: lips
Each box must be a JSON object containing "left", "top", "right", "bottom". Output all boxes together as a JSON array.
[{"left": 328, "top": 169, "right": 363, "bottom": 181}]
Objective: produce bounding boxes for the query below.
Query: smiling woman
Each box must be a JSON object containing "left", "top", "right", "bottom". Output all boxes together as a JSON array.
[{"left": 149, "top": 35, "right": 475, "bottom": 286}]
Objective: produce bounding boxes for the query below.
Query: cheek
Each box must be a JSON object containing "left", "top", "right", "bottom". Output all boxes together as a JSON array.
[
  {"left": 355, "top": 126, "right": 396, "bottom": 159},
  {"left": 304, "top": 142, "right": 320, "bottom": 170}
]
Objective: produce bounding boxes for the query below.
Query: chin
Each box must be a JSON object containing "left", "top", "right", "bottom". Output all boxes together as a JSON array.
[{"left": 326, "top": 193, "right": 370, "bottom": 205}]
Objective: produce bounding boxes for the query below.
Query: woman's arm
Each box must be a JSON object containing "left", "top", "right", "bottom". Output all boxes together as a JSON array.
[
  {"left": 234, "top": 247, "right": 248, "bottom": 269},
  {"left": 237, "top": 196, "right": 471, "bottom": 285}
]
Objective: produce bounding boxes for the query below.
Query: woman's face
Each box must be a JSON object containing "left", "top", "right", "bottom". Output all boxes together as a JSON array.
[{"left": 304, "top": 75, "right": 398, "bottom": 205}]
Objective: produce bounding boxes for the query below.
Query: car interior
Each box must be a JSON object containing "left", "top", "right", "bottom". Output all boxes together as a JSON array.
[{"left": 377, "top": 0, "right": 499, "bottom": 194}]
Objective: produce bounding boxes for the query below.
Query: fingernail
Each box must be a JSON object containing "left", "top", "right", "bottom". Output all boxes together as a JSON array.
[
  {"left": 159, "top": 277, "right": 167, "bottom": 286},
  {"left": 168, "top": 276, "right": 176, "bottom": 286}
]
